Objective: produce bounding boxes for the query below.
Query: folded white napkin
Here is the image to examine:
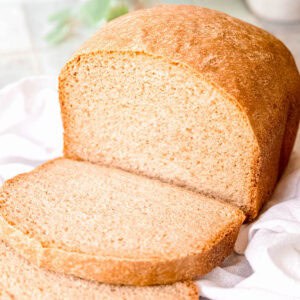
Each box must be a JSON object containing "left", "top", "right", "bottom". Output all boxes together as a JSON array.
[{"left": 0, "top": 77, "right": 299, "bottom": 300}]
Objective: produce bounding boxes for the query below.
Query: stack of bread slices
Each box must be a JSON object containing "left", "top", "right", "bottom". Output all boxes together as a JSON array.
[{"left": 1, "top": 5, "right": 299, "bottom": 299}]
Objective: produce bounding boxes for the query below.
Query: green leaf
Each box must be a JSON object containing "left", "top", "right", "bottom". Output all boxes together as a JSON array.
[
  {"left": 48, "top": 8, "right": 72, "bottom": 23},
  {"left": 45, "top": 22, "right": 71, "bottom": 44},
  {"left": 106, "top": 4, "right": 128, "bottom": 21},
  {"left": 79, "top": 0, "right": 110, "bottom": 26}
]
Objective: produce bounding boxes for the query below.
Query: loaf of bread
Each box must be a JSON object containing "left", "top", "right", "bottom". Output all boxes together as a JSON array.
[
  {"left": 0, "top": 158, "right": 244, "bottom": 286},
  {"left": 0, "top": 241, "right": 198, "bottom": 299},
  {"left": 59, "top": 5, "right": 300, "bottom": 220}
]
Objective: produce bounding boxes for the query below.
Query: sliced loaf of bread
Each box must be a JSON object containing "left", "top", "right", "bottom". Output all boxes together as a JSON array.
[
  {"left": 0, "top": 158, "right": 244, "bottom": 286},
  {"left": 59, "top": 5, "right": 300, "bottom": 220},
  {"left": 0, "top": 241, "right": 198, "bottom": 299}
]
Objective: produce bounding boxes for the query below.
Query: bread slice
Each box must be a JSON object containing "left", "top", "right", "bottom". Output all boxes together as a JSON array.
[
  {"left": 59, "top": 5, "right": 300, "bottom": 220},
  {"left": 0, "top": 158, "right": 244, "bottom": 286},
  {"left": 0, "top": 241, "right": 198, "bottom": 300}
]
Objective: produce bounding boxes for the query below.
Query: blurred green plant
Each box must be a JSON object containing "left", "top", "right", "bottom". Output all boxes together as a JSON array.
[{"left": 46, "top": 0, "right": 129, "bottom": 44}]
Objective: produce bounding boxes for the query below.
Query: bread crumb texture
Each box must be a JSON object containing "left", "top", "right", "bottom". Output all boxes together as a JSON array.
[{"left": 0, "top": 158, "right": 244, "bottom": 285}]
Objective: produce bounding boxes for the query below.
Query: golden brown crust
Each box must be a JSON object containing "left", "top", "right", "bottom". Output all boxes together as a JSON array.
[
  {"left": 59, "top": 5, "right": 300, "bottom": 220},
  {"left": 279, "top": 92, "right": 300, "bottom": 176}
]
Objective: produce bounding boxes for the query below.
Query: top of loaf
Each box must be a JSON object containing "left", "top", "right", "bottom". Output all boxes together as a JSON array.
[{"left": 66, "top": 4, "right": 300, "bottom": 147}]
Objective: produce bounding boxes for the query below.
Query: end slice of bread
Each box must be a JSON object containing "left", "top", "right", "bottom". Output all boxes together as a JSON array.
[
  {"left": 0, "top": 241, "right": 199, "bottom": 300},
  {"left": 0, "top": 158, "right": 245, "bottom": 285}
]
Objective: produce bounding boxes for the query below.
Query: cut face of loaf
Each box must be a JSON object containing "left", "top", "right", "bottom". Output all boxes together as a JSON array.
[
  {"left": 59, "top": 5, "right": 300, "bottom": 220},
  {"left": 0, "top": 158, "right": 244, "bottom": 286},
  {"left": 62, "top": 53, "right": 255, "bottom": 217},
  {"left": 0, "top": 241, "right": 199, "bottom": 300}
]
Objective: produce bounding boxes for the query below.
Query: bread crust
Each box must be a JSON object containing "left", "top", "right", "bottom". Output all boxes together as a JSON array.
[{"left": 59, "top": 5, "right": 300, "bottom": 220}]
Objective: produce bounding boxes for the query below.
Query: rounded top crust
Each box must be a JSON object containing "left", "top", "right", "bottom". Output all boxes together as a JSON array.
[{"left": 71, "top": 4, "right": 300, "bottom": 146}]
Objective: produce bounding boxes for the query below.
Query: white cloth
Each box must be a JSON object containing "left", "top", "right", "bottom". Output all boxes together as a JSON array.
[
  {"left": 0, "top": 77, "right": 300, "bottom": 300},
  {"left": 0, "top": 76, "right": 62, "bottom": 183}
]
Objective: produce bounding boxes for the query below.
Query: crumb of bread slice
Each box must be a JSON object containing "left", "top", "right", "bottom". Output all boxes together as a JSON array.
[{"left": 0, "top": 158, "right": 245, "bottom": 286}]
